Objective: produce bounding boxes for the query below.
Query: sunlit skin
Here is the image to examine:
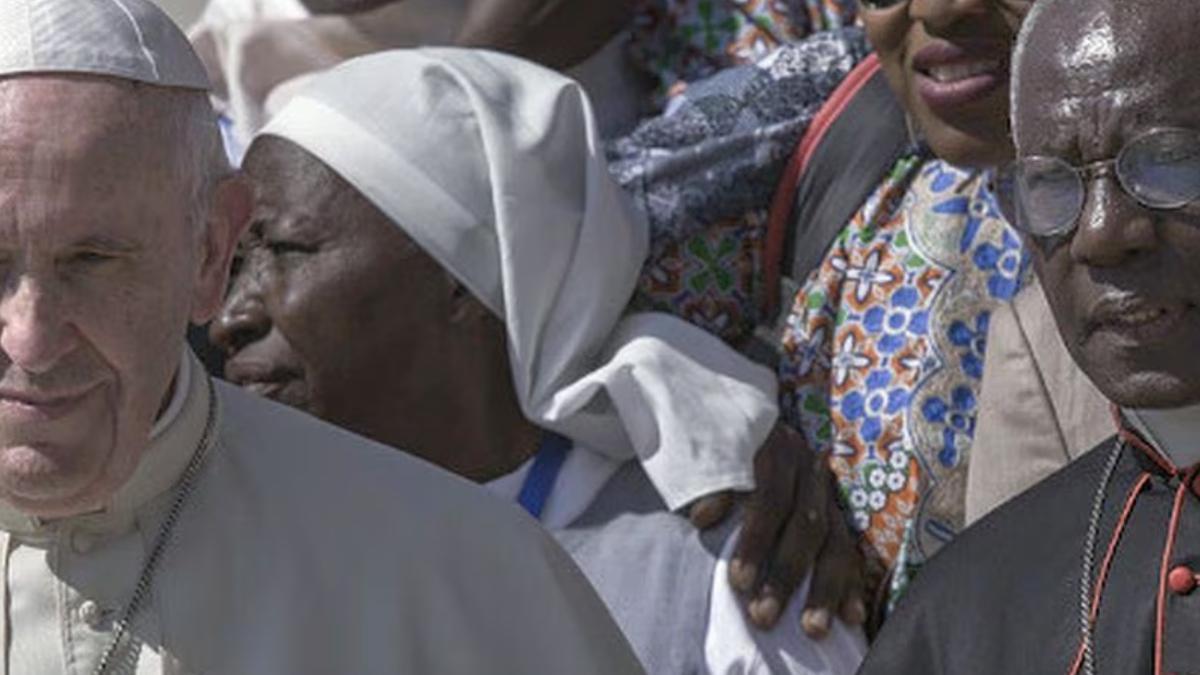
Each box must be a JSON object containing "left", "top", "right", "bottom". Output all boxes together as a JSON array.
[
  {"left": 210, "top": 137, "right": 538, "bottom": 482},
  {"left": 1013, "top": 2, "right": 1200, "bottom": 409},
  {"left": 0, "top": 76, "right": 246, "bottom": 519},
  {"left": 864, "top": 0, "right": 1031, "bottom": 168}
]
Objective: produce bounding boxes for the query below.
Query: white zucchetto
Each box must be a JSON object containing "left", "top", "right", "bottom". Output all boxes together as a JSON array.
[{"left": 0, "top": 0, "right": 209, "bottom": 90}]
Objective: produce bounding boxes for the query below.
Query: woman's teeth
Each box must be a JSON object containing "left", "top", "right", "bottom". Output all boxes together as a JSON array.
[{"left": 926, "top": 60, "right": 1000, "bottom": 83}]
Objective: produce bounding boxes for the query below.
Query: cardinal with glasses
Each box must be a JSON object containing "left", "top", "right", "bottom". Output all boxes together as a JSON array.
[{"left": 860, "top": 0, "right": 1200, "bottom": 672}]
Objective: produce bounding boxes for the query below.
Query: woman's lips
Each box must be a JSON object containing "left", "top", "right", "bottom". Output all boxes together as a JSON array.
[
  {"left": 915, "top": 67, "right": 1005, "bottom": 112},
  {"left": 912, "top": 42, "right": 1009, "bottom": 113},
  {"left": 225, "top": 361, "right": 306, "bottom": 406},
  {"left": 241, "top": 380, "right": 291, "bottom": 399}
]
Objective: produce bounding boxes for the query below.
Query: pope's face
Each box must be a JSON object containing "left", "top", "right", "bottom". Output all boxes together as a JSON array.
[
  {"left": 1014, "top": 7, "right": 1200, "bottom": 408},
  {"left": 0, "top": 76, "right": 227, "bottom": 518},
  {"left": 863, "top": 0, "right": 1031, "bottom": 168}
]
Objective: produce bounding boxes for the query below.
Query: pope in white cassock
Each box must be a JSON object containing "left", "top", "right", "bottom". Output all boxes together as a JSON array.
[{"left": 0, "top": 0, "right": 645, "bottom": 672}]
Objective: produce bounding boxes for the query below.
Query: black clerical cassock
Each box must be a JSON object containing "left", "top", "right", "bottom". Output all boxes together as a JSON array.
[{"left": 859, "top": 416, "right": 1200, "bottom": 675}]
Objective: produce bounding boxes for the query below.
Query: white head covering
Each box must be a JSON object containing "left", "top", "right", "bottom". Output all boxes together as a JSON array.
[
  {"left": 261, "top": 49, "right": 778, "bottom": 509},
  {"left": 0, "top": 0, "right": 209, "bottom": 90}
]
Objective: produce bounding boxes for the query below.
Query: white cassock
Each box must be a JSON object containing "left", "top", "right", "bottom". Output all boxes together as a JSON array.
[{"left": 0, "top": 350, "right": 644, "bottom": 674}]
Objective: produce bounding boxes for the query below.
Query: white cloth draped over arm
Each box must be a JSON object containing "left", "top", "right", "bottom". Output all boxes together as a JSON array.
[
  {"left": 261, "top": 48, "right": 773, "bottom": 510},
  {"left": 707, "top": 528, "right": 867, "bottom": 674},
  {"left": 552, "top": 313, "right": 777, "bottom": 509}
]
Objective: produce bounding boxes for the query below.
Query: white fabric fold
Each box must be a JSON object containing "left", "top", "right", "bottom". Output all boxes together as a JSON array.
[{"left": 261, "top": 48, "right": 776, "bottom": 509}]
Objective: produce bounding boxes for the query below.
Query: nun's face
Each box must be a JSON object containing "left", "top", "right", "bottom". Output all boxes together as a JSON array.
[
  {"left": 863, "top": 0, "right": 1030, "bottom": 168},
  {"left": 211, "top": 138, "right": 462, "bottom": 454}
]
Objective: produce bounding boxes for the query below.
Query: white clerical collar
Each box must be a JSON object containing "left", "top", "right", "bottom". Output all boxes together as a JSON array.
[
  {"left": 0, "top": 347, "right": 216, "bottom": 537},
  {"left": 1124, "top": 403, "right": 1200, "bottom": 469},
  {"left": 487, "top": 444, "right": 622, "bottom": 530},
  {"left": 150, "top": 346, "right": 192, "bottom": 440}
]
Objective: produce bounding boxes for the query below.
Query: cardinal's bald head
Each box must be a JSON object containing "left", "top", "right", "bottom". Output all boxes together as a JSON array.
[{"left": 1012, "top": 0, "right": 1200, "bottom": 155}]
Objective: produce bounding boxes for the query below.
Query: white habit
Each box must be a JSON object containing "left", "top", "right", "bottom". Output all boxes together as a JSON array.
[{"left": 260, "top": 48, "right": 780, "bottom": 512}]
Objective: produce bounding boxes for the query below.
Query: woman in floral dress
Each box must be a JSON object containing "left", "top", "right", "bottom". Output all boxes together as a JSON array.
[{"left": 613, "top": 0, "right": 1033, "bottom": 620}]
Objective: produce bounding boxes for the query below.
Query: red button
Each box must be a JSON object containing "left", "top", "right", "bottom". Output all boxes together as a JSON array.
[{"left": 1168, "top": 565, "right": 1197, "bottom": 595}]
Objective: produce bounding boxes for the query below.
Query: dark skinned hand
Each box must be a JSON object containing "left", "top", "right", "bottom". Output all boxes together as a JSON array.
[{"left": 687, "top": 422, "right": 867, "bottom": 638}]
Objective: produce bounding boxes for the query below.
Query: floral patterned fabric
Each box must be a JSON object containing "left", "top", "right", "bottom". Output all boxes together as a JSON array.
[
  {"left": 613, "top": 28, "right": 871, "bottom": 345},
  {"left": 631, "top": 211, "right": 768, "bottom": 344},
  {"left": 777, "top": 157, "right": 1028, "bottom": 607},
  {"left": 611, "top": 30, "right": 1029, "bottom": 612},
  {"left": 631, "top": 0, "right": 858, "bottom": 102}
]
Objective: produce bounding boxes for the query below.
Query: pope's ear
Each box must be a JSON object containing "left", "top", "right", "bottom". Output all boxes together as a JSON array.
[{"left": 190, "top": 172, "right": 253, "bottom": 325}]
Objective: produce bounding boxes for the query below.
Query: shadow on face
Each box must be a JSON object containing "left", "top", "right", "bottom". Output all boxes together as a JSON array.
[
  {"left": 863, "top": 0, "right": 1031, "bottom": 168},
  {"left": 1013, "top": 0, "right": 1200, "bottom": 408},
  {"left": 210, "top": 137, "right": 519, "bottom": 475}
]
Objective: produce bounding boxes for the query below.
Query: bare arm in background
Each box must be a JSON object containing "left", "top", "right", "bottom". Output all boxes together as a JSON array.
[{"left": 300, "top": 0, "right": 635, "bottom": 69}]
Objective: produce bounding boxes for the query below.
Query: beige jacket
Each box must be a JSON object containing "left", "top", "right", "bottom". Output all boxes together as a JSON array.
[
  {"left": 0, "top": 350, "right": 643, "bottom": 674},
  {"left": 965, "top": 278, "right": 1111, "bottom": 524}
]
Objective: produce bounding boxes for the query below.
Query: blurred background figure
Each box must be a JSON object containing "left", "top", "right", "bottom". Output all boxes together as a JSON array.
[
  {"left": 630, "top": 0, "right": 856, "bottom": 104},
  {"left": 188, "top": 0, "right": 643, "bottom": 156},
  {"left": 177, "top": 0, "right": 857, "bottom": 158}
]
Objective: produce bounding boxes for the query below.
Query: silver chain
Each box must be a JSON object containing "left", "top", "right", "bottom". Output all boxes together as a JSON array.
[
  {"left": 93, "top": 376, "right": 219, "bottom": 675},
  {"left": 1078, "top": 437, "right": 1126, "bottom": 675}
]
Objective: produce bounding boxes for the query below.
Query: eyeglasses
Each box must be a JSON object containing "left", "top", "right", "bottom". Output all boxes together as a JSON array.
[{"left": 993, "top": 128, "right": 1200, "bottom": 238}]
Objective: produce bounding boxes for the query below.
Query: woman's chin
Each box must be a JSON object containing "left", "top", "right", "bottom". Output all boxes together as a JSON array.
[{"left": 913, "top": 107, "right": 1014, "bottom": 168}]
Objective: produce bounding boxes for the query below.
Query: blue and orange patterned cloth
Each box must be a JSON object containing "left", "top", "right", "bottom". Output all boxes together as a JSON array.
[
  {"left": 779, "top": 156, "right": 1026, "bottom": 606},
  {"left": 611, "top": 28, "right": 1028, "bottom": 609},
  {"left": 630, "top": 0, "right": 858, "bottom": 102}
]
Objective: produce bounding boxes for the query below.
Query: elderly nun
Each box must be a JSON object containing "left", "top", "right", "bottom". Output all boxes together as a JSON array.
[{"left": 211, "top": 48, "right": 866, "bottom": 674}]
